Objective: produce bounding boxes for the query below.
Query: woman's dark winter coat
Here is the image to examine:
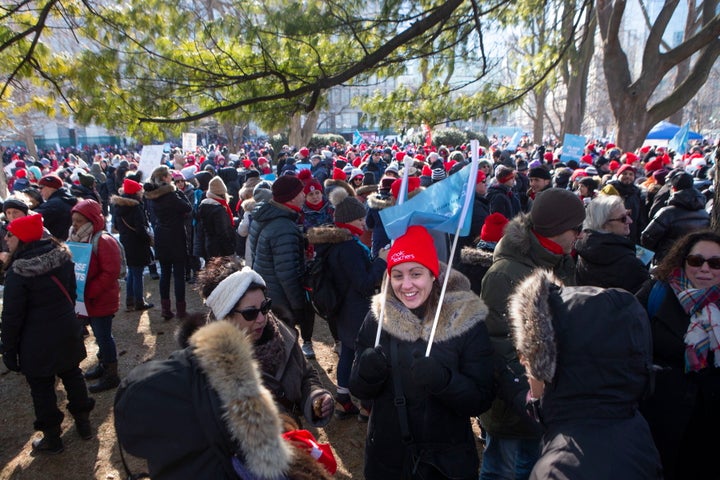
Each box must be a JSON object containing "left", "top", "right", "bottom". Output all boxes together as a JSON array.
[
  {"left": 34, "top": 187, "right": 77, "bottom": 240},
  {"left": 636, "top": 279, "right": 720, "bottom": 479},
  {"left": 486, "top": 183, "right": 521, "bottom": 220},
  {"left": 1, "top": 240, "right": 86, "bottom": 376},
  {"left": 641, "top": 188, "right": 710, "bottom": 262},
  {"left": 111, "top": 194, "right": 153, "bottom": 267},
  {"left": 457, "top": 243, "right": 495, "bottom": 295},
  {"left": 608, "top": 179, "right": 646, "bottom": 244},
  {"left": 307, "top": 226, "right": 386, "bottom": 347},
  {"left": 217, "top": 167, "right": 241, "bottom": 214},
  {"left": 575, "top": 229, "right": 650, "bottom": 293},
  {"left": 196, "top": 198, "right": 236, "bottom": 259},
  {"left": 143, "top": 183, "right": 192, "bottom": 264},
  {"left": 350, "top": 267, "right": 495, "bottom": 480},
  {"left": 365, "top": 192, "right": 393, "bottom": 257}
]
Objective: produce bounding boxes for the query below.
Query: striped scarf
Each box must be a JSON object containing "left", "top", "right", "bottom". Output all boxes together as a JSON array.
[{"left": 669, "top": 268, "right": 720, "bottom": 372}]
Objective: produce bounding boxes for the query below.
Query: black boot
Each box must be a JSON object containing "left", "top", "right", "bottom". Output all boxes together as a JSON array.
[
  {"left": 125, "top": 299, "right": 135, "bottom": 312},
  {"left": 176, "top": 300, "right": 187, "bottom": 319},
  {"left": 160, "top": 299, "right": 174, "bottom": 320},
  {"left": 73, "top": 411, "right": 92, "bottom": 440},
  {"left": 135, "top": 299, "right": 154, "bottom": 310},
  {"left": 88, "top": 362, "right": 120, "bottom": 393},
  {"left": 83, "top": 363, "right": 105, "bottom": 381},
  {"left": 32, "top": 427, "right": 64, "bottom": 455}
]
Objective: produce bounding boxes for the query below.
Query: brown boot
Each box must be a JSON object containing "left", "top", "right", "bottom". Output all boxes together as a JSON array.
[
  {"left": 160, "top": 299, "right": 174, "bottom": 320},
  {"left": 176, "top": 301, "right": 187, "bottom": 319}
]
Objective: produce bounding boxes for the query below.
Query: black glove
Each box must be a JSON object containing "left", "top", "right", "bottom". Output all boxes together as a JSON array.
[
  {"left": 411, "top": 354, "right": 450, "bottom": 392},
  {"left": 357, "top": 346, "right": 389, "bottom": 384},
  {"left": 2, "top": 351, "right": 20, "bottom": 372}
]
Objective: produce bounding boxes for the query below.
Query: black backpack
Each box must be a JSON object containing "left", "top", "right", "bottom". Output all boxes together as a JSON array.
[{"left": 303, "top": 245, "right": 342, "bottom": 319}]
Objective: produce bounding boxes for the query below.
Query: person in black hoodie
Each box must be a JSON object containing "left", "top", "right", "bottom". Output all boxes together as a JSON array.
[
  {"left": 607, "top": 164, "right": 647, "bottom": 244},
  {"left": 34, "top": 174, "right": 77, "bottom": 240}
]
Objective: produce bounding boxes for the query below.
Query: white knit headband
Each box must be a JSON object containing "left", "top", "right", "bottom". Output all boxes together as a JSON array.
[{"left": 205, "top": 267, "right": 266, "bottom": 320}]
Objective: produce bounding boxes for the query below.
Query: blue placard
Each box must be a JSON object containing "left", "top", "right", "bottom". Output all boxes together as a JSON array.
[
  {"left": 562, "top": 134, "right": 587, "bottom": 162},
  {"left": 66, "top": 242, "right": 92, "bottom": 316}
]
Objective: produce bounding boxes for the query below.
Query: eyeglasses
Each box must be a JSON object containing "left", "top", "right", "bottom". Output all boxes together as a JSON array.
[
  {"left": 607, "top": 210, "right": 632, "bottom": 224},
  {"left": 231, "top": 298, "right": 272, "bottom": 321},
  {"left": 685, "top": 255, "right": 720, "bottom": 270}
]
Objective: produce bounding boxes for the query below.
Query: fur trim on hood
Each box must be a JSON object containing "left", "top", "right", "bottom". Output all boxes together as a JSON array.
[
  {"left": 306, "top": 225, "right": 353, "bottom": 245},
  {"left": 508, "top": 269, "right": 562, "bottom": 382},
  {"left": 142, "top": 183, "right": 176, "bottom": 200},
  {"left": 366, "top": 191, "right": 394, "bottom": 210},
  {"left": 370, "top": 264, "right": 488, "bottom": 343},
  {"left": 355, "top": 184, "right": 376, "bottom": 197},
  {"left": 189, "top": 320, "right": 293, "bottom": 478},
  {"left": 323, "top": 178, "right": 355, "bottom": 197},
  {"left": 460, "top": 245, "right": 494, "bottom": 268},
  {"left": 110, "top": 195, "right": 141, "bottom": 207},
  {"left": 498, "top": 212, "right": 535, "bottom": 256},
  {"left": 12, "top": 241, "right": 72, "bottom": 277}
]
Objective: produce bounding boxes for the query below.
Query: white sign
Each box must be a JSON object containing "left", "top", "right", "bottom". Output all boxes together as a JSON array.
[
  {"left": 138, "top": 145, "right": 165, "bottom": 182},
  {"left": 182, "top": 133, "right": 197, "bottom": 152}
]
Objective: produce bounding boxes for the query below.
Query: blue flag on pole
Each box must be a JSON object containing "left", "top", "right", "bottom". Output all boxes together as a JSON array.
[
  {"left": 380, "top": 165, "right": 476, "bottom": 240},
  {"left": 353, "top": 130, "right": 363, "bottom": 145},
  {"left": 506, "top": 130, "right": 522, "bottom": 150},
  {"left": 669, "top": 121, "right": 691, "bottom": 155}
]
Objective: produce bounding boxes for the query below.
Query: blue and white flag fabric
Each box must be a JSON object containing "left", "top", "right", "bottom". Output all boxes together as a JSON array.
[
  {"left": 66, "top": 242, "right": 92, "bottom": 316},
  {"left": 669, "top": 121, "right": 691, "bottom": 155},
  {"left": 353, "top": 130, "right": 363, "bottom": 145},
  {"left": 380, "top": 161, "right": 477, "bottom": 240},
  {"left": 506, "top": 130, "right": 522, "bottom": 150}
]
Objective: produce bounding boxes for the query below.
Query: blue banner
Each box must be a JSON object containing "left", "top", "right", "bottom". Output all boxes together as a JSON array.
[
  {"left": 380, "top": 164, "right": 476, "bottom": 240},
  {"left": 669, "top": 121, "right": 690, "bottom": 155},
  {"left": 66, "top": 242, "right": 92, "bottom": 316},
  {"left": 353, "top": 130, "right": 363, "bottom": 145},
  {"left": 562, "top": 134, "right": 586, "bottom": 162}
]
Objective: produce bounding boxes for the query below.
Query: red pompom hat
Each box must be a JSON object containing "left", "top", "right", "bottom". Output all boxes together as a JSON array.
[
  {"left": 123, "top": 178, "right": 143, "bottom": 195},
  {"left": 387, "top": 225, "right": 439, "bottom": 277},
  {"left": 332, "top": 167, "right": 347, "bottom": 181},
  {"left": 8, "top": 213, "right": 44, "bottom": 243},
  {"left": 390, "top": 177, "right": 421, "bottom": 199},
  {"left": 480, "top": 213, "right": 509, "bottom": 243}
]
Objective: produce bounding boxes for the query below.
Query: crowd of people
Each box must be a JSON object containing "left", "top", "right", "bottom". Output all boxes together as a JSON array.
[{"left": 0, "top": 136, "right": 719, "bottom": 478}]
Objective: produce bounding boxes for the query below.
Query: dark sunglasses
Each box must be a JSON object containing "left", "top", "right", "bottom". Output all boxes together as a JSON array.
[
  {"left": 685, "top": 255, "right": 720, "bottom": 270},
  {"left": 232, "top": 298, "right": 272, "bottom": 321},
  {"left": 607, "top": 210, "right": 632, "bottom": 224}
]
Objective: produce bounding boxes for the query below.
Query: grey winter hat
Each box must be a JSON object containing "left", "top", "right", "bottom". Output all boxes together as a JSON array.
[
  {"left": 330, "top": 188, "right": 366, "bottom": 223},
  {"left": 530, "top": 188, "right": 585, "bottom": 238}
]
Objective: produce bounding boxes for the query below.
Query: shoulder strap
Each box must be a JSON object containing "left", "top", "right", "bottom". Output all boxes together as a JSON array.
[
  {"left": 647, "top": 281, "right": 668, "bottom": 318},
  {"left": 390, "top": 338, "right": 414, "bottom": 445},
  {"left": 91, "top": 231, "right": 103, "bottom": 254},
  {"left": 50, "top": 275, "right": 73, "bottom": 307}
]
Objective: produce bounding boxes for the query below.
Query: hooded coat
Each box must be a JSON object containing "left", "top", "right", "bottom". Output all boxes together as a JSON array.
[
  {"left": 365, "top": 191, "right": 394, "bottom": 257},
  {"left": 1, "top": 240, "right": 86, "bottom": 376},
  {"left": 247, "top": 200, "right": 305, "bottom": 322},
  {"left": 575, "top": 229, "right": 650, "bottom": 293},
  {"left": 143, "top": 183, "right": 192, "bottom": 263},
  {"left": 350, "top": 266, "right": 494, "bottom": 480},
  {"left": 607, "top": 179, "right": 646, "bottom": 244},
  {"left": 457, "top": 243, "right": 495, "bottom": 295},
  {"left": 34, "top": 186, "right": 77, "bottom": 240},
  {"left": 306, "top": 225, "right": 386, "bottom": 347},
  {"left": 486, "top": 182, "right": 521, "bottom": 220},
  {"left": 480, "top": 213, "right": 576, "bottom": 439},
  {"left": 71, "top": 199, "right": 121, "bottom": 317},
  {"left": 111, "top": 193, "right": 153, "bottom": 267},
  {"left": 197, "top": 197, "right": 236, "bottom": 259},
  {"left": 509, "top": 270, "right": 662, "bottom": 480}
]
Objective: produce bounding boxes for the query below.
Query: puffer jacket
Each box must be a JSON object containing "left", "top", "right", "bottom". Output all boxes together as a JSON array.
[
  {"left": 350, "top": 266, "right": 494, "bottom": 480},
  {"left": 1, "top": 240, "right": 86, "bottom": 376},
  {"left": 480, "top": 213, "right": 576, "bottom": 439},
  {"left": 575, "top": 229, "right": 649, "bottom": 293},
  {"left": 34, "top": 186, "right": 77, "bottom": 240},
  {"left": 247, "top": 200, "right": 305, "bottom": 321},
  {"left": 641, "top": 188, "right": 710, "bottom": 262},
  {"left": 71, "top": 199, "right": 121, "bottom": 317},
  {"left": 196, "top": 198, "right": 236, "bottom": 259},
  {"left": 306, "top": 225, "right": 386, "bottom": 347},
  {"left": 111, "top": 194, "right": 153, "bottom": 267},
  {"left": 144, "top": 183, "right": 192, "bottom": 263}
]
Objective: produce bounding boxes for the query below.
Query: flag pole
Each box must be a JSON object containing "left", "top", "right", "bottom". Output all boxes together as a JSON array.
[
  {"left": 374, "top": 154, "right": 414, "bottom": 348},
  {"left": 425, "top": 140, "right": 479, "bottom": 356}
]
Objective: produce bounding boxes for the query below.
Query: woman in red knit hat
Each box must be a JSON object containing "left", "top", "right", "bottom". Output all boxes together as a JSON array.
[{"left": 350, "top": 225, "right": 495, "bottom": 480}]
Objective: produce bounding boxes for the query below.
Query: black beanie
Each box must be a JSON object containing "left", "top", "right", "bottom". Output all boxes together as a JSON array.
[
  {"left": 272, "top": 176, "right": 304, "bottom": 203},
  {"left": 530, "top": 188, "right": 586, "bottom": 237},
  {"left": 528, "top": 167, "right": 551, "bottom": 180},
  {"left": 2, "top": 197, "right": 29, "bottom": 215}
]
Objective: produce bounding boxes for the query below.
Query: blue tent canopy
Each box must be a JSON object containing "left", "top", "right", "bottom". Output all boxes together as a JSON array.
[{"left": 645, "top": 121, "right": 703, "bottom": 140}]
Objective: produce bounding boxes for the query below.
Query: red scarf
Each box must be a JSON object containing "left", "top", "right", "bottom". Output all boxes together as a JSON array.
[
  {"left": 285, "top": 203, "right": 303, "bottom": 213},
  {"left": 336, "top": 222, "right": 363, "bottom": 237},
  {"left": 215, "top": 197, "right": 234, "bottom": 224},
  {"left": 532, "top": 230, "right": 565, "bottom": 255},
  {"left": 305, "top": 200, "right": 325, "bottom": 211}
]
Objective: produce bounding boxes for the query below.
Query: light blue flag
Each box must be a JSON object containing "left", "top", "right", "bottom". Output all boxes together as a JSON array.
[
  {"left": 66, "top": 242, "right": 92, "bottom": 316},
  {"left": 505, "top": 130, "right": 522, "bottom": 150},
  {"left": 669, "top": 121, "right": 691, "bottom": 155},
  {"left": 562, "top": 133, "right": 586, "bottom": 162},
  {"left": 380, "top": 164, "right": 476, "bottom": 240},
  {"left": 353, "top": 130, "right": 363, "bottom": 145}
]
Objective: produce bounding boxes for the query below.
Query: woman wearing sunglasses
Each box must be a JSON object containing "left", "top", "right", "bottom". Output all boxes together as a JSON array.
[
  {"left": 635, "top": 230, "right": 720, "bottom": 480},
  {"left": 575, "top": 194, "right": 650, "bottom": 293}
]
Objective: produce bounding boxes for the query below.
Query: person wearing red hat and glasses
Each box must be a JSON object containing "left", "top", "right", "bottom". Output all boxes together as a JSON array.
[
  {"left": 1, "top": 214, "right": 95, "bottom": 455},
  {"left": 350, "top": 225, "right": 494, "bottom": 480}
]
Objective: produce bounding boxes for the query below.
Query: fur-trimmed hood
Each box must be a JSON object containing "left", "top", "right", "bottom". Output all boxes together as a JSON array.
[
  {"left": 142, "top": 183, "right": 176, "bottom": 200},
  {"left": 496, "top": 212, "right": 535, "bottom": 257},
  {"left": 371, "top": 264, "right": 488, "bottom": 343},
  {"left": 366, "top": 191, "right": 394, "bottom": 210},
  {"left": 460, "top": 245, "right": 495, "bottom": 268},
  {"left": 12, "top": 241, "right": 72, "bottom": 277},
  {"left": 355, "top": 184, "right": 376, "bottom": 197},
  {"left": 110, "top": 194, "right": 141, "bottom": 207},
  {"left": 189, "top": 320, "right": 293, "bottom": 478},
  {"left": 306, "top": 224, "right": 353, "bottom": 245},
  {"left": 323, "top": 178, "right": 355, "bottom": 197}
]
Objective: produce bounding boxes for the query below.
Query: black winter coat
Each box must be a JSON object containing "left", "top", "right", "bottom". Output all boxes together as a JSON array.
[
  {"left": 217, "top": 167, "right": 241, "bottom": 214},
  {"left": 608, "top": 180, "right": 647, "bottom": 244},
  {"left": 34, "top": 187, "right": 77, "bottom": 240},
  {"left": 144, "top": 183, "right": 192, "bottom": 264},
  {"left": 1, "top": 240, "right": 86, "bottom": 376},
  {"left": 575, "top": 230, "right": 650, "bottom": 293},
  {"left": 365, "top": 192, "right": 393, "bottom": 258},
  {"left": 486, "top": 183, "right": 520, "bottom": 220},
  {"left": 247, "top": 201, "right": 305, "bottom": 321},
  {"left": 641, "top": 188, "right": 710, "bottom": 262},
  {"left": 636, "top": 280, "right": 720, "bottom": 479},
  {"left": 111, "top": 194, "right": 153, "bottom": 267},
  {"left": 307, "top": 226, "right": 386, "bottom": 347},
  {"left": 350, "top": 267, "right": 494, "bottom": 480},
  {"left": 196, "top": 199, "right": 236, "bottom": 259}
]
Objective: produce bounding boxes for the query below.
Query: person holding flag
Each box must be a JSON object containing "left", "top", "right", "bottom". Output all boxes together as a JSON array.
[{"left": 349, "top": 225, "right": 495, "bottom": 480}]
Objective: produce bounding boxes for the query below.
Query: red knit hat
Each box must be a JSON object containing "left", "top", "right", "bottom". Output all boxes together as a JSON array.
[
  {"left": 304, "top": 179, "right": 322, "bottom": 194},
  {"left": 297, "top": 168, "right": 314, "bottom": 186},
  {"left": 476, "top": 170, "right": 487, "bottom": 184},
  {"left": 8, "top": 213, "right": 43, "bottom": 243},
  {"left": 387, "top": 225, "right": 439, "bottom": 277},
  {"left": 623, "top": 152, "right": 639, "bottom": 164},
  {"left": 421, "top": 164, "right": 432, "bottom": 176},
  {"left": 617, "top": 164, "right": 636, "bottom": 176},
  {"left": 272, "top": 176, "right": 304, "bottom": 203},
  {"left": 390, "top": 177, "right": 421, "bottom": 199},
  {"left": 480, "top": 213, "right": 509, "bottom": 243},
  {"left": 15, "top": 169, "right": 27, "bottom": 179},
  {"left": 332, "top": 167, "right": 347, "bottom": 181},
  {"left": 609, "top": 160, "right": 621, "bottom": 172},
  {"left": 123, "top": 178, "right": 143, "bottom": 195},
  {"left": 38, "top": 174, "right": 63, "bottom": 190},
  {"left": 299, "top": 147, "right": 310, "bottom": 157}
]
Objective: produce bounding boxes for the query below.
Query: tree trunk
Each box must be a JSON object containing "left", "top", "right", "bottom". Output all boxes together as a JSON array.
[
  {"left": 562, "top": 5, "right": 595, "bottom": 135},
  {"left": 288, "top": 110, "right": 320, "bottom": 147},
  {"left": 533, "top": 85, "right": 547, "bottom": 143}
]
